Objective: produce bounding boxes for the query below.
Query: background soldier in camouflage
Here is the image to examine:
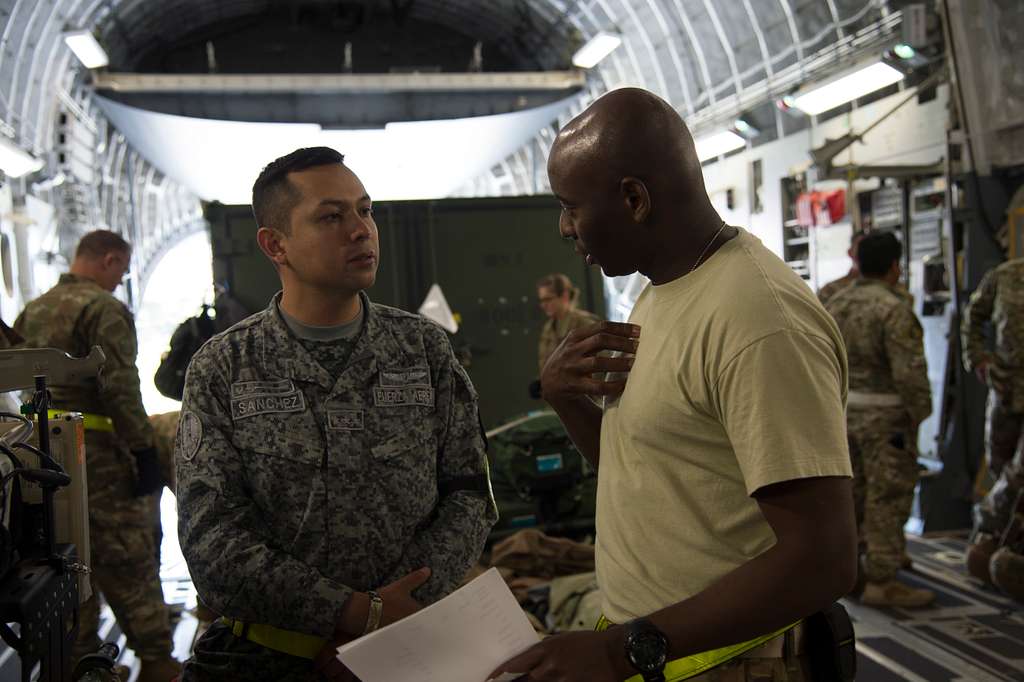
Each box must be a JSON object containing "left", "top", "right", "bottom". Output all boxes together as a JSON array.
[
  {"left": 14, "top": 230, "right": 180, "bottom": 681},
  {"left": 962, "top": 258, "right": 1024, "bottom": 478},
  {"left": 817, "top": 231, "right": 864, "bottom": 305},
  {"left": 826, "top": 232, "right": 935, "bottom": 608},
  {"left": 148, "top": 411, "right": 179, "bottom": 568},
  {"left": 962, "top": 257, "right": 1024, "bottom": 579},
  {"left": 176, "top": 147, "right": 497, "bottom": 681},
  {"left": 536, "top": 273, "right": 601, "bottom": 374}
]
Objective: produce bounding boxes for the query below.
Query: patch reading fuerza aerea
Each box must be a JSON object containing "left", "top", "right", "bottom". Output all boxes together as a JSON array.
[
  {"left": 373, "top": 386, "right": 435, "bottom": 407},
  {"left": 230, "top": 379, "right": 306, "bottom": 420}
]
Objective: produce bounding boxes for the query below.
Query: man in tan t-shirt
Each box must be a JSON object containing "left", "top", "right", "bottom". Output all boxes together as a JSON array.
[{"left": 492, "top": 89, "right": 856, "bottom": 682}]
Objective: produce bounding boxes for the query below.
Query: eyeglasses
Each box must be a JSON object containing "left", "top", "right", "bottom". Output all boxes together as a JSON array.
[{"left": 538, "top": 296, "right": 557, "bottom": 303}]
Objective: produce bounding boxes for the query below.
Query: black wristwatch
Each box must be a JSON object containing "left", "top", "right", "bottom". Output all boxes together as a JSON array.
[{"left": 623, "top": 618, "right": 669, "bottom": 682}]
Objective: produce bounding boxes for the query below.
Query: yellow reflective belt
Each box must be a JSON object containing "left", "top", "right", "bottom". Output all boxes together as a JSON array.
[
  {"left": 45, "top": 409, "right": 114, "bottom": 433},
  {"left": 595, "top": 615, "right": 799, "bottom": 682},
  {"left": 222, "top": 617, "right": 326, "bottom": 660}
]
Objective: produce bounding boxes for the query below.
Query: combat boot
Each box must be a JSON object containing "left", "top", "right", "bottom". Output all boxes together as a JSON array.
[
  {"left": 859, "top": 579, "right": 935, "bottom": 608},
  {"left": 136, "top": 656, "right": 182, "bottom": 682},
  {"left": 990, "top": 547, "right": 1024, "bottom": 600},
  {"left": 965, "top": 533, "right": 999, "bottom": 584}
]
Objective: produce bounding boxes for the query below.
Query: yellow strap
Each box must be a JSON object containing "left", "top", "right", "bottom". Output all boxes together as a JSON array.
[
  {"left": 45, "top": 409, "right": 114, "bottom": 433},
  {"left": 595, "top": 615, "right": 799, "bottom": 682},
  {"left": 222, "top": 617, "right": 327, "bottom": 660}
]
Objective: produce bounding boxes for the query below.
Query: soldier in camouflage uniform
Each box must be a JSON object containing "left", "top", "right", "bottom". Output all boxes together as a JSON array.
[
  {"left": 961, "top": 257, "right": 1024, "bottom": 580},
  {"left": 176, "top": 147, "right": 497, "bottom": 681},
  {"left": 817, "top": 231, "right": 864, "bottom": 305},
  {"left": 13, "top": 230, "right": 180, "bottom": 681},
  {"left": 536, "top": 273, "right": 601, "bottom": 374},
  {"left": 826, "top": 232, "right": 935, "bottom": 608}
]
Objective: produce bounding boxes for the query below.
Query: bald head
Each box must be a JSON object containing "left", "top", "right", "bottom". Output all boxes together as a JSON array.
[
  {"left": 546, "top": 88, "right": 721, "bottom": 280},
  {"left": 549, "top": 88, "right": 707, "bottom": 206}
]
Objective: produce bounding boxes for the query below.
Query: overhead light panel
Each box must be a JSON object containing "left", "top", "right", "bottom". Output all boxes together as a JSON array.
[
  {"left": 572, "top": 32, "right": 622, "bottom": 69},
  {"left": 64, "top": 30, "right": 109, "bottom": 69},
  {"left": 732, "top": 118, "right": 760, "bottom": 139},
  {"left": 0, "top": 135, "right": 44, "bottom": 178},
  {"left": 893, "top": 43, "right": 916, "bottom": 60},
  {"left": 694, "top": 130, "right": 745, "bottom": 162},
  {"left": 787, "top": 61, "right": 905, "bottom": 115}
]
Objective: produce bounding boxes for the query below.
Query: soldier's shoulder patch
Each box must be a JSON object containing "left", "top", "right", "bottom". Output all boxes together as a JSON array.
[{"left": 178, "top": 411, "right": 203, "bottom": 462}]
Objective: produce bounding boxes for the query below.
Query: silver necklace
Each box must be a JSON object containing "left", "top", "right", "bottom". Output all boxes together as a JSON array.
[{"left": 690, "top": 221, "right": 728, "bottom": 273}]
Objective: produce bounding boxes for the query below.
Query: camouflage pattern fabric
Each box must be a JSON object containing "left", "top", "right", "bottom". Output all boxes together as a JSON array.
[
  {"left": 183, "top": 621, "right": 318, "bottom": 682},
  {"left": 150, "top": 411, "right": 180, "bottom": 489},
  {"left": 538, "top": 307, "right": 600, "bottom": 374},
  {"left": 847, "top": 408, "right": 919, "bottom": 583},
  {"left": 14, "top": 273, "right": 170, "bottom": 661},
  {"left": 825, "top": 279, "right": 932, "bottom": 427},
  {"left": 149, "top": 411, "right": 180, "bottom": 572},
  {"left": 962, "top": 259, "right": 1024, "bottom": 478},
  {"left": 984, "top": 392, "right": 1024, "bottom": 477},
  {"left": 177, "top": 292, "right": 497, "bottom": 680},
  {"left": 297, "top": 337, "right": 358, "bottom": 378},
  {"left": 817, "top": 271, "right": 857, "bottom": 305},
  {"left": 826, "top": 279, "right": 931, "bottom": 584},
  {"left": 14, "top": 274, "right": 156, "bottom": 450},
  {"left": 71, "top": 430, "right": 172, "bottom": 660},
  {"left": 819, "top": 272, "right": 913, "bottom": 307},
  {"left": 974, "top": 433, "right": 1024, "bottom": 537},
  {"left": 686, "top": 655, "right": 811, "bottom": 681}
]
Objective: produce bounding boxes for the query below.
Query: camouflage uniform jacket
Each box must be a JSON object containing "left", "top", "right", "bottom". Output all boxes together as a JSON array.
[
  {"left": 13, "top": 273, "right": 155, "bottom": 450},
  {"left": 826, "top": 278, "right": 932, "bottom": 427},
  {"left": 961, "top": 258, "right": 1024, "bottom": 412},
  {"left": 820, "top": 271, "right": 913, "bottom": 306},
  {"left": 817, "top": 271, "right": 858, "bottom": 305},
  {"left": 538, "top": 307, "right": 600, "bottom": 373},
  {"left": 175, "top": 292, "right": 497, "bottom": 639}
]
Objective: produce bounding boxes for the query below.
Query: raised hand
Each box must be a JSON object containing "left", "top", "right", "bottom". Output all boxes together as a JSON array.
[{"left": 540, "top": 321, "right": 641, "bottom": 404}]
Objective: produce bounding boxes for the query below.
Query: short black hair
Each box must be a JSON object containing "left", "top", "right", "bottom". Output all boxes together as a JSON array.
[
  {"left": 75, "top": 230, "right": 131, "bottom": 259},
  {"left": 857, "top": 232, "right": 902, "bottom": 277},
  {"left": 251, "top": 147, "right": 345, "bottom": 232}
]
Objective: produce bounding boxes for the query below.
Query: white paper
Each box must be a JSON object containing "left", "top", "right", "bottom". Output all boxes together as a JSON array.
[{"left": 336, "top": 567, "right": 540, "bottom": 682}]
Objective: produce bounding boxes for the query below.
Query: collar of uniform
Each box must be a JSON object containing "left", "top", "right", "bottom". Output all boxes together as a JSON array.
[
  {"left": 853, "top": 277, "right": 890, "bottom": 290},
  {"left": 58, "top": 273, "right": 104, "bottom": 290},
  {"left": 258, "top": 291, "right": 402, "bottom": 391}
]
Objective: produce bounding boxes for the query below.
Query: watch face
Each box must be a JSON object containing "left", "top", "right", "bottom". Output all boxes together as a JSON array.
[{"left": 628, "top": 630, "right": 668, "bottom": 672}]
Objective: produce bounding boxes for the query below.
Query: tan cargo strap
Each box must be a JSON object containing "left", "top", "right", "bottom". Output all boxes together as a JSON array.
[
  {"left": 847, "top": 391, "right": 903, "bottom": 408},
  {"left": 221, "top": 617, "right": 326, "bottom": 660},
  {"left": 595, "top": 615, "right": 801, "bottom": 681},
  {"left": 45, "top": 409, "right": 114, "bottom": 433}
]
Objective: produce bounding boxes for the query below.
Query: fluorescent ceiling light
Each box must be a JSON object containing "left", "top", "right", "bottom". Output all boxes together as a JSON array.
[
  {"left": 733, "top": 118, "right": 760, "bottom": 139},
  {"left": 694, "top": 130, "right": 745, "bottom": 162},
  {"left": 893, "top": 44, "right": 916, "bottom": 60},
  {"left": 64, "top": 30, "right": 109, "bottom": 69},
  {"left": 572, "top": 32, "right": 622, "bottom": 69},
  {"left": 0, "top": 136, "right": 43, "bottom": 178},
  {"left": 790, "top": 61, "right": 904, "bottom": 115}
]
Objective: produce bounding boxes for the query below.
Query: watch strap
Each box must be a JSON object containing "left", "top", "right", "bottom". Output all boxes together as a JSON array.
[{"left": 363, "top": 590, "right": 383, "bottom": 634}]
